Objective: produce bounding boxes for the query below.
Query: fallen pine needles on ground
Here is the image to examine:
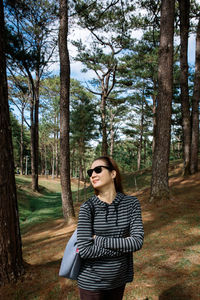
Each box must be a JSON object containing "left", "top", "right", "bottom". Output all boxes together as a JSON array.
[{"left": 1, "top": 170, "right": 200, "bottom": 300}]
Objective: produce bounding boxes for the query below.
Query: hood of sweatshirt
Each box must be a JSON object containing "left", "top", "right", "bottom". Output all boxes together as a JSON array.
[{"left": 90, "top": 192, "right": 125, "bottom": 226}]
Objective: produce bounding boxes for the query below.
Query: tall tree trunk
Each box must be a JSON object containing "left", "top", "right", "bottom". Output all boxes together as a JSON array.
[
  {"left": 44, "top": 145, "right": 47, "bottom": 176},
  {"left": 71, "top": 148, "right": 75, "bottom": 177},
  {"left": 137, "top": 92, "right": 144, "bottom": 171},
  {"left": 101, "top": 94, "right": 108, "bottom": 156},
  {"left": 143, "top": 138, "right": 147, "bottom": 166},
  {"left": 52, "top": 145, "right": 55, "bottom": 179},
  {"left": 152, "top": 92, "right": 157, "bottom": 155},
  {"left": 20, "top": 106, "right": 24, "bottom": 175},
  {"left": 52, "top": 130, "right": 56, "bottom": 179},
  {"left": 77, "top": 172, "right": 80, "bottom": 202},
  {"left": 56, "top": 116, "right": 59, "bottom": 178},
  {"left": 41, "top": 146, "right": 45, "bottom": 175},
  {"left": 101, "top": 70, "right": 115, "bottom": 156},
  {"left": 178, "top": 0, "right": 191, "bottom": 176},
  {"left": 30, "top": 93, "right": 36, "bottom": 182},
  {"left": 79, "top": 158, "right": 84, "bottom": 181},
  {"left": 0, "top": 1, "right": 24, "bottom": 284},
  {"left": 190, "top": 18, "right": 200, "bottom": 174},
  {"left": 59, "top": 0, "right": 75, "bottom": 221},
  {"left": 150, "top": 0, "right": 175, "bottom": 202},
  {"left": 110, "top": 111, "right": 115, "bottom": 158},
  {"left": 34, "top": 70, "right": 39, "bottom": 186},
  {"left": 30, "top": 72, "right": 39, "bottom": 191},
  {"left": 177, "top": 135, "right": 182, "bottom": 158}
]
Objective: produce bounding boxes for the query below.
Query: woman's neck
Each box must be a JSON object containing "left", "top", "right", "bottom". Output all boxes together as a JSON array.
[{"left": 98, "top": 188, "right": 117, "bottom": 204}]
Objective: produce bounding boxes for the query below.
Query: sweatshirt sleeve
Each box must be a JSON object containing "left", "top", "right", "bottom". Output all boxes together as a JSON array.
[
  {"left": 77, "top": 203, "right": 122, "bottom": 259},
  {"left": 94, "top": 199, "right": 144, "bottom": 253}
]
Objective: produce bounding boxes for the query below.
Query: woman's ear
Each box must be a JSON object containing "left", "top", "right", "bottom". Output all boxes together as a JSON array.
[{"left": 111, "top": 170, "right": 116, "bottom": 179}]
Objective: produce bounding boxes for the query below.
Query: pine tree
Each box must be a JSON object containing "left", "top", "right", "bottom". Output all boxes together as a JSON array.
[
  {"left": 59, "top": 0, "right": 75, "bottom": 221},
  {"left": 72, "top": 0, "right": 134, "bottom": 155},
  {"left": 8, "top": 75, "right": 30, "bottom": 174},
  {"left": 70, "top": 79, "right": 98, "bottom": 180},
  {"left": 0, "top": 0, "right": 24, "bottom": 284},
  {"left": 190, "top": 14, "right": 200, "bottom": 174},
  {"left": 150, "top": 0, "right": 175, "bottom": 202},
  {"left": 5, "top": 0, "right": 58, "bottom": 191},
  {"left": 40, "top": 76, "right": 60, "bottom": 177},
  {"left": 178, "top": 0, "right": 191, "bottom": 176}
]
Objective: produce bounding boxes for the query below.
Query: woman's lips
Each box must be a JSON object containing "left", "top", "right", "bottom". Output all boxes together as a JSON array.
[{"left": 92, "top": 179, "right": 99, "bottom": 184}]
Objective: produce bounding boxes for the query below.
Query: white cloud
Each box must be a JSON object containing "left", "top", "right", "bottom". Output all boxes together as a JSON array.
[
  {"left": 70, "top": 60, "right": 94, "bottom": 82},
  {"left": 48, "top": 13, "right": 198, "bottom": 80}
]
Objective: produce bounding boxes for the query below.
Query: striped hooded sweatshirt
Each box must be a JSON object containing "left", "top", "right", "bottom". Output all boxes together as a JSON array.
[{"left": 77, "top": 192, "right": 144, "bottom": 291}]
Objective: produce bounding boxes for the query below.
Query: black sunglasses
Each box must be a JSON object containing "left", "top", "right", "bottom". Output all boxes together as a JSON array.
[{"left": 87, "top": 166, "right": 112, "bottom": 177}]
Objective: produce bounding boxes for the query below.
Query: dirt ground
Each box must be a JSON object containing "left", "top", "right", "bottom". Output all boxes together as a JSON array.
[{"left": 1, "top": 170, "right": 200, "bottom": 300}]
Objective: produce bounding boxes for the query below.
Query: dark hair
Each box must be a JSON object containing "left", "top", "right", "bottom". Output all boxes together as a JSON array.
[{"left": 92, "top": 156, "right": 124, "bottom": 195}]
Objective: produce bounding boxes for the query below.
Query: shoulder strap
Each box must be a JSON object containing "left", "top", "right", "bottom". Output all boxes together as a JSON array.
[
  {"left": 86, "top": 198, "right": 95, "bottom": 234},
  {"left": 86, "top": 198, "right": 95, "bottom": 223}
]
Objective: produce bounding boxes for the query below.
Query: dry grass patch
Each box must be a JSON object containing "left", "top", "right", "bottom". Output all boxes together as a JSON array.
[{"left": 1, "top": 171, "right": 200, "bottom": 299}]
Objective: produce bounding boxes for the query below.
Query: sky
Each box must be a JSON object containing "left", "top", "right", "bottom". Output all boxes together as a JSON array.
[
  {"left": 47, "top": 0, "right": 200, "bottom": 82},
  {"left": 61, "top": 28, "right": 197, "bottom": 83},
  {"left": 11, "top": 4, "right": 199, "bottom": 121},
  {"left": 65, "top": 3, "right": 199, "bottom": 83}
]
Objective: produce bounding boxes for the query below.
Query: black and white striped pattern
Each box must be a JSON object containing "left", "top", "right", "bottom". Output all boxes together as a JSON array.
[{"left": 77, "top": 192, "right": 144, "bottom": 291}]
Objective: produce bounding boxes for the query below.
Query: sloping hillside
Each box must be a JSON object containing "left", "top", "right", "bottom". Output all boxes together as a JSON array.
[{"left": 1, "top": 169, "right": 200, "bottom": 300}]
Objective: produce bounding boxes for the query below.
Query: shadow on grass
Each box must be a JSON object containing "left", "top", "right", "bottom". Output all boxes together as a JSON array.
[
  {"left": 122, "top": 170, "right": 152, "bottom": 193},
  {"left": 22, "top": 228, "right": 74, "bottom": 249},
  {"left": 131, "top": 175, "right": 200, "bottom": 299},
  {"left": 19, "top": 189, "right": 63, "bottom": 233},
  {"left": 159, "top": 284, "right": 192, "bottom": 299},
  {"left": 18, "top": 177, "right": 93, "bottom": 234},
  {"left": 12, "top": 170, "right": 200, "bottom": 299}
]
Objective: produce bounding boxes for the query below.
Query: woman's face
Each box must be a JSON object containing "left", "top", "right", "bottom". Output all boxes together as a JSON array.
[{"left": 89, "top": 159, "right": 116, "bottom": 191}]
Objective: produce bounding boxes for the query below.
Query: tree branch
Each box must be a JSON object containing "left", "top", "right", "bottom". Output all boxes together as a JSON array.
[{"left": 85, "top": 86, "right": 102, "bottom": 96}]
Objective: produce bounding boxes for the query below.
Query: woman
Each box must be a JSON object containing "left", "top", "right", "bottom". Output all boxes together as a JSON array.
[{"left": 77, "top": 156, "right": 144, "bottom": 300}]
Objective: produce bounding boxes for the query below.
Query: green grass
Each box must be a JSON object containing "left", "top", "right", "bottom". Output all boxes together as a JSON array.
[
  {"left": 16, "top": 177, "right": 62, "bottom": 232},
  {"left": 16, "top": 176, "right": 93, "bottom": 233},
  {"left": 122, "top": 169, "right": 152, "bottom": 192},
  {"left": 14, "top": 166, "right": 172, "bottom": 233},
  {"left": 1, "top": 167, "right": 200, "bottom": 300},
  {"left": 15, "top": 164, "right": 172, "bottom": 234}
]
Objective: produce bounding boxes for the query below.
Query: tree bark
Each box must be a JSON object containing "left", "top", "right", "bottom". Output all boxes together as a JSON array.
[
  {"left": 52, "top": 145, "right": 55, "bottom": 179},
  {"left": 152, "top": 90, "right": 157, "bottom": 155},
  {"left": 178, "top": 0, "right": 191, "bottom": 176},
  {"left": 137, "top": 92, "right": 144, "bottom": 171},
  {"left": 59, "top": 0, "right": 75, "bottom": 221},
  {"left": 150, "top": 0, "right": 175, "bottom": 202},
  {"left": 0, "top": 0, "right": 24, "bottom": 284},
  {"left": 41, "top": 145, "right": 45, "bottom": 175},
  {"left": 190, "top": 18, "right": 200, "bottom": 174},
  {"left": 143, "top": 138, "right": 147, "bottom": 166},
  {"left": 79, "top": 156, "right": 84, "bottom": 182},
  {"left": 30, "top": 70, "right": 39, "bottom": 191},
  {"left": 100, "top": 66, "right": 116, "bottom": 156},
  {"left": 20, "top": 106, "right": 24, "bottom": 175},
  {"left": 110, "top": 110, "right": 115, "bottom": 158},
  {"left": 32, "top": 69, "right": 39, "bottom": 189},
  {"left": 101, "top": 94, "right": 108, "bottom": 156},
  {"left": 35, "top": 70, "right": 40, "bottom": 178},
  {"left": 56, "top": 116, "right": 59, "bottom": 178}
]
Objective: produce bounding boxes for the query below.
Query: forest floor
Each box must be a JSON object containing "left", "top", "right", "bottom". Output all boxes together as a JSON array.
[{"left": 1, "top": 162, "right": 200, "bottom": 300}]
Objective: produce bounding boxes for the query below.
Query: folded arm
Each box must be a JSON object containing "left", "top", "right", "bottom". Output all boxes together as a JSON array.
[
  {"left": 77, "top": 203, "right": 122, "bottom": 259},
  {"left": 94, "top": 200, "right": 144, "bottom": 253}
]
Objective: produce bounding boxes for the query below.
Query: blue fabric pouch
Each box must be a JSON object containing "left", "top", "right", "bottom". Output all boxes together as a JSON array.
[{"left": 59, "top": 228, "right": 81, "bottom": 280}]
